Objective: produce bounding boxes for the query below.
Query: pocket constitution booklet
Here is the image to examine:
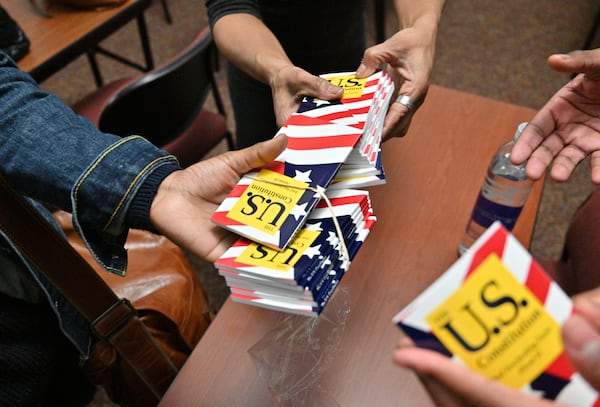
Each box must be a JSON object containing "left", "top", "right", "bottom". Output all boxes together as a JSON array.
[
  {"left": 392, "top": 221, "right": 599, "bottom": 406},
  {"left": 216, "top": 189, "right": 375, "bottom": 316},
  {"left": 212, "top": 70, "right": 393, "bottom": 315},
  {"left": 211, "top": 70, "right": 393, "bottom": 251}
]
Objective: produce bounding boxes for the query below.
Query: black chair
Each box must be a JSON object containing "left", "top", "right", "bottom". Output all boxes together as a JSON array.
[{"left": 72, "top": 27, "right": 234, "bottom": 167}]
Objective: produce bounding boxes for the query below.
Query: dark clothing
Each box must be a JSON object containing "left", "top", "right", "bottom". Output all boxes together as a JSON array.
[
  {"left": 0, "top": 294, "right": 96, "bottom": 406},
  {"left": 206, "top": 0, "right": 367, "bottom": 148}
]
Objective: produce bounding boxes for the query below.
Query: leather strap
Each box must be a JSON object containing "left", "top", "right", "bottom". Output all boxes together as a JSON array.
[{"left": 0, "top": 174, "right": 177, "bottom": 397}]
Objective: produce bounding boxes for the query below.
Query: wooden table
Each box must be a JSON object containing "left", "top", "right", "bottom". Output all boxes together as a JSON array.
[
  {"left": 160, "top": 85, "right": 542, "bottom": 406},
  {"left": 4, "top": 0, "right": 152, "bottom": 85}
]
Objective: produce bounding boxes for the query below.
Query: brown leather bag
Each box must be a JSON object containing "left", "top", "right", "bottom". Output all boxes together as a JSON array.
[
  {"left": 0, "top": 172, "right": 212, "bottom": 407},
  {"left": 53, "top": 210, "right": 213, "bottom": 406}
]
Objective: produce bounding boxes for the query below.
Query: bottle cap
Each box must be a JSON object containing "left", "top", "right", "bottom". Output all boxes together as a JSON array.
[{"left": 514, "top": 122, "right": 528, "bottom": 141}]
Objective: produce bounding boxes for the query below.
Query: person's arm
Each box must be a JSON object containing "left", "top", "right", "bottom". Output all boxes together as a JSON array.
[
  {"left": 510, "top": 48, "right": 600, "bottom": 184},
  {"left": 206, "top": 0, "right": 344, "bottom": 127},
  {"left": 0, "top": 50, "right": 288, "bottom": 273},
  {"left": 357, "top": 0, "right": 446, "bottom": 140},
  {"left": 0, "top": 52, "right": 183, "bottom": 274}
]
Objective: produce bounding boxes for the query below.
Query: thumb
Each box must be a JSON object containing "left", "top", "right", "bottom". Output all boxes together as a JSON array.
[
  {"left": 239, "top": 134, "right": 288, "bottom": 171},
  {"left": 356, "top": 45, "right": 383, "bottom": 78},
  {"left": 548, "top": 50, "right": 600, "bottom": 80},
  {"left": 310, "top": 76, "right": 344, "bottom": 100},
  {"left": 562, "top": 313, "right": 600, "bottom": 392}
]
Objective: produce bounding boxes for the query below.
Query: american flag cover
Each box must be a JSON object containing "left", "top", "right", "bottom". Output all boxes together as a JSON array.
[
  {"left": 210, "top": 115, "right": 365, "bottom": 250},
  {"left": 211, "top": 71, "right": 391, "bottom": 250},
  {"left": 215, "top": 189, "right": 372, "bottom": 285},
  {"left": 392, "top": 221, "right": 599, "bottom": 406}
]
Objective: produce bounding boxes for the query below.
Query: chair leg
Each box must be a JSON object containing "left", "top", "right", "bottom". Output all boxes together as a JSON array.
[
  {"left": 86, "top": 51, "right": 104, "bottom": 87},
  {"left": 159, "top": 0, "right": 173, "bottom": 24}
]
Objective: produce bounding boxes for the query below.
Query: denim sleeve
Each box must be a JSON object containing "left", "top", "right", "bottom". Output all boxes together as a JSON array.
[
  {"left": 205, "top": 0, "right": 261, "bottom": 29},
  {"left": 71, "top": 136, "right": 180, "bottom": 275},
  {"left": 0, "top": 52, "right": 181, "bottom": 275}
]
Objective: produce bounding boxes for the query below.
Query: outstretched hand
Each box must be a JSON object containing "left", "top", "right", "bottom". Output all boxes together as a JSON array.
[
  {"left": 510, "top": 49, "right": 600, "bottom": 184},
  {"left": 149, "top": 135, "right": 288, "bottom": 262}
]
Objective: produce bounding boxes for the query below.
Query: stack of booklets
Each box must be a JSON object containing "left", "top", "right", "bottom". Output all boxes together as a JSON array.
[
  {"left": 216, "top": 189, "right": 376, "bottom": 316},
  {"left": 317, "top": 70, "right": 394, "bottom": 189},
  {"left": 393, "top": 221, "right": 599, "bottom": 406},
  {"left": 211, "top": 70, "right": 394, "bottom": 315}
]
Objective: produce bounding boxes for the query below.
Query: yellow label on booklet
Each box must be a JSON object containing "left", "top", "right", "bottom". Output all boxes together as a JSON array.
[
  {"left": 323, "top": 74, "right": 368, "bottom": 99},
  {"left": 426, "top": 254, "right": 563, "bottom": 389},
  {"left": 227, "top": 169, "right": 308, "bottom": 235},
  {"left": 236, "top": 229, "right": 321, "bottom": 271}
]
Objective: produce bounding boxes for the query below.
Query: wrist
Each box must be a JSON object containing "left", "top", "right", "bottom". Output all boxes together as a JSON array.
[
  {"left": 126, "top": 163, "right": 180, "bottom": 233},
  {"left": 395, "top": 1, "right": 444, "bottom": 32}
]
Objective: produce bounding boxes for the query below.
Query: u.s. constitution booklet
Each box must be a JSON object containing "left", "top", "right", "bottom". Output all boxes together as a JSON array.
[
  {"left": 210, "top": 70, "right": 392, "bottom": 251},
  {"left": 393, "top": 221, "right": 599, "bottom": 406}
]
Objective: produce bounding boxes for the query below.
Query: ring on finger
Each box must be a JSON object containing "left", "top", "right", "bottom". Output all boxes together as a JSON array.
[{"left": 395, "top": 94, "right": 415, "bottom": 112}]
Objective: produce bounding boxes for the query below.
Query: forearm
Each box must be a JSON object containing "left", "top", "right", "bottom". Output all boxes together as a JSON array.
[
  {"left": 212, "top": 13, "right": 294, "bottom": 86},
  {"left": 393, "top": 0, "right": 445, "bottom": 39}
]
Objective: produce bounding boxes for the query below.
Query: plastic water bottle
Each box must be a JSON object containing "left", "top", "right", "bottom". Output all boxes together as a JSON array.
[{"left": 458, "top": 122, "right": 533, "bottom": 255}]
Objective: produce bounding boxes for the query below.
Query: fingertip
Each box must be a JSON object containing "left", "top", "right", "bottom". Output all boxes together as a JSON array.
[
  {"left": 392, "top": 348, "right": 414, "bottom": 367},
  {"left": 271, "top": 133, "right": 288, "bottom": 149},
  {"left": 327, "top": 83, "right": 344, "bottom": 97},
  {"left": 525, "top": 166, "right": 544, "bottom": 182},
  {"left": 522, "top": 158, "right": 550, "bottom": 181},
  {"left": 548, "top": 51, "right": 585, "bottom": 73},
  {"left": 356, "top": 63, "right": 369, "bottom": 78},
  {"left": 591, "top": 167, "right": 600, "bottom": 186},
  {"left": 548, "top": 53, "right": 571, "bottom": 64},
  {"left": 550, "top": 165, "right": 572, "bottom": 183},
  {"left": 509, "top": 150, "right": 526, "bottom": 165}
]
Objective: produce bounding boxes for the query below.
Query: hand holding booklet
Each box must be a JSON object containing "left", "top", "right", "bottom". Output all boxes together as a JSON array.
[
  {"left": 393, "top": 221, "right": 599, "bottom": 406},
  {"left": 211, "top": 70, "right": 394, "bottom": 315}
]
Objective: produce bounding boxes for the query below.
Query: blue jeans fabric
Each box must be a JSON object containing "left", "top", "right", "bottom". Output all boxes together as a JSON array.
[{"left": 0, "top": 52, "right": 180, "bottom": 356}]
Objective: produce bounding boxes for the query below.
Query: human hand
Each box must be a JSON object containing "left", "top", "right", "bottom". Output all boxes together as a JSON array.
[
  {"left": 269, "top": 65, "right": 344, "bottom": 128},
  {"left": 393, "top": 336, "right": 560, "bottom": 407},
  {"left": 149, "top": 135, "right": 287, "bottom": 262},
  {"left": 510, "top": 49, "right": 600, "bottom": 184},
  {"left": 562, "top": 286, "right": 600, "bottom": 392},
  {"left": 394, "top": 286, "right": 600, "bottom": 407},
  {"left": 355, "top": 23, "right": 436, "bottom": 140}
]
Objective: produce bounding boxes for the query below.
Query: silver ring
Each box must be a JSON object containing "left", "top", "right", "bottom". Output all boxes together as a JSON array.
[{"left": 395, "top": 94, "right": 415, "bottom": 111}]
